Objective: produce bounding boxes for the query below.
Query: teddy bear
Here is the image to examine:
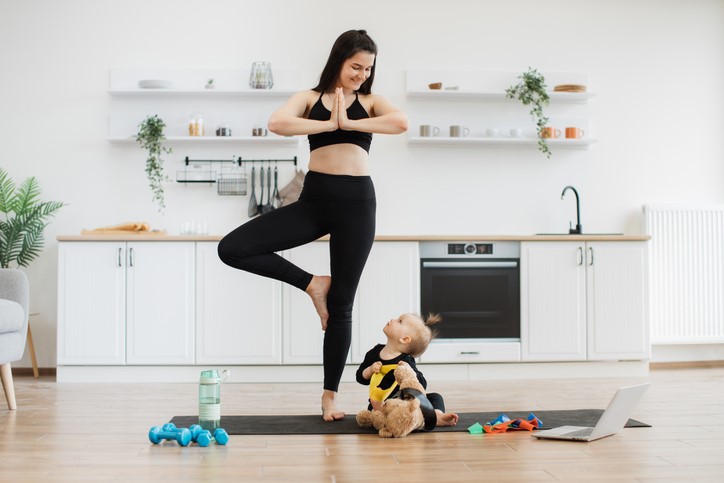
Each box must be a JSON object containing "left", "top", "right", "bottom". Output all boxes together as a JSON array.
[{"left": 356, "top": 363, "right": 436, "bottom": 438}]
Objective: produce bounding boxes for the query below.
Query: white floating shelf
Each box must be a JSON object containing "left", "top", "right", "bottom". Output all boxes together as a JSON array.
[
  {"left": 107, "top": 136, "right": 299, "bottom": 145},
  {"left": 407, "top": 137, "right": 596, "bottom": 148},
  {"left": 108, "top": 89, "right": 296, "bottom": 98},
  {"left": 407, "top": 90, "right": 595, "bottom": 102}
]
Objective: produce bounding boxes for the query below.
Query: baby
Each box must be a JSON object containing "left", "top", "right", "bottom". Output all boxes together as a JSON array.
[{"left": 355, "top": 313, "right": 459, "bottom": 428}]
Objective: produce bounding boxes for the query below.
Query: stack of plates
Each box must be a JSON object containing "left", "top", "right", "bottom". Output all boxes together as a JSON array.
[
  {"left": 138, "top": 79, "right": 174, "bottom": 89},
  {"left": 554, "top": 84, "right": 587, "bottom": 93}
]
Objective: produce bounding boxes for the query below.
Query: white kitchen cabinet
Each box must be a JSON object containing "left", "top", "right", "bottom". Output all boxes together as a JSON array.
[
  {"left": 521, "top": 241, "right": 649, "bottom": 362},
  {"left": 520, "top": 242, "right": 587, "bottom": 361},
  {"left": 586, "top": 242, "right": 649, "bottom": 360},
  {"left": 195, "top": 242, "right": 281, "bottom": 364},
  {"left": 57, "top": 241, "right": 195, "bottom": 365},
  {"left": 58, "top": 242, "right": 126, "bottom": 364},
  {"left": 125, "top": 242, "right": 195, "bottom": 364},
  {"left": 352, "top": 242, "right": 420, "bottom": 363}
]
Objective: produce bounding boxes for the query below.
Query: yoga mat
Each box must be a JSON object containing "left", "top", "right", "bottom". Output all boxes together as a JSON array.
[{"left": 169, "top": 409, "right": 650, "bottom": 435}]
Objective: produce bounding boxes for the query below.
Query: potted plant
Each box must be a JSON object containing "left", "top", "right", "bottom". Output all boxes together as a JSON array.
[
  {"left": 136, "top": 115, "right": 172, "bottom": 211},
  {"left": 0, "top": 168, "right": 64, "bottom": 268},
  {"left": 506, "top": 68, "right": 551, "bottom": 157}
]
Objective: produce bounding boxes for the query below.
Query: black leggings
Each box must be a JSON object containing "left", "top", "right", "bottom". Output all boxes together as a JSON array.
[{"left": 218, "top": 171, "right": 376, "bottom": 392}]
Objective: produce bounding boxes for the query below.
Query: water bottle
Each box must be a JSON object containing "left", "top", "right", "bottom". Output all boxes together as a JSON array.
[{"left": 198, "top": 369, "right": 230, "bottom": 432}]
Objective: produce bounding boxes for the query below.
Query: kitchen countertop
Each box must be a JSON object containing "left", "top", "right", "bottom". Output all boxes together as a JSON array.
[{"left": 57, "top": 234, "right": 651, "bottom": 242}]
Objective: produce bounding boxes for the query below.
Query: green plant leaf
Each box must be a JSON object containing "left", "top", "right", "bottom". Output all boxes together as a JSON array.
[
  {"left": 136, "top": 115, "right": 171, "bottom": 211},
  {"left": 506, "top": 67, "right": 551, "bottom": 157},
  {"left": 13, "top": 176, "right": 41, "bottom": 214},
  {"left": 0, "top": 169, "right": 17, "bottom": 214},
  {"left": 0, "top": 167, "right": 64, "bottom": 268}
]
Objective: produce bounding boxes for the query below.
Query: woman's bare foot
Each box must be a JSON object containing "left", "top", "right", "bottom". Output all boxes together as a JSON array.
[
  {"left": 322, "top": 390, "right": 345, "bottom": 421},
  {"left": 306, "top": 275, "right": 331, "bottom": 330},
  {"left": 435, "top": 410, "right": 459, "bottom": 427}
]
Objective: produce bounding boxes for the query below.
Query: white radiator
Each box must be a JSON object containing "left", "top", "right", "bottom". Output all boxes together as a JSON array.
[{"left": 645, "top": 205, "right": 724, "bottom": 344}]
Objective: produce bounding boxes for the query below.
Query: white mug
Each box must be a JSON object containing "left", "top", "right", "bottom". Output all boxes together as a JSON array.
[
  {"left": 486, "top": 128, "right": 500, "bottom": 137},
  {"left": 420, "top": 125, "right": 440, "bottom": 137},
  {"left": 450, "top": 125, "right": 470, "bottom": 138},
  {"left": 509, "top": 128, "right": 523, "bottom": 138}
]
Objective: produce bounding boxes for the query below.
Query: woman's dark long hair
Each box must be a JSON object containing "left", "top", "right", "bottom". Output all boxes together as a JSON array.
[{"left": 313, "top": 29, "right": 377, "bottom": 95}]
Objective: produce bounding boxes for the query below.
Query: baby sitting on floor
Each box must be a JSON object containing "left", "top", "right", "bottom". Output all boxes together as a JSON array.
[{"left": 355, "top": 313, "right": 459, "bottom": 428}]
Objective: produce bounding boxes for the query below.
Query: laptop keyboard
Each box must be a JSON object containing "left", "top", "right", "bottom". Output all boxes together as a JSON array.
[{"left": 563, "top": 428, "right": 594, "bottom": 438}]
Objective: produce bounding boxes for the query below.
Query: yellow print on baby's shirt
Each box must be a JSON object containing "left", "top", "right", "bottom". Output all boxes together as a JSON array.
[{"left": 369, "top": 364, "right": 400, "bottom": 402}]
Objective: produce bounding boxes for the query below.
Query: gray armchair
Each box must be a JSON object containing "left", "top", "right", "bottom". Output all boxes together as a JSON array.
[{"left": 0, "top": 269, "right": 29, "bottom": 410}]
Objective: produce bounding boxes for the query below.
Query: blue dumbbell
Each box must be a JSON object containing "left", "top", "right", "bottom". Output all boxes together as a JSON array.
[
  {"left": 162, "top": 423, "right": 212, "bottom": 447},
  {"left": 213, "top": 428, "right": 229, "bottom": 445},
  {"left": 148, "top": 425, "right": 192, "bottom": 446}
]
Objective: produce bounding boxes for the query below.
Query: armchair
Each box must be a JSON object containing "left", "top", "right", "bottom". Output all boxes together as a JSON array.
[{"left": 0, "top": 269, "right": 29, "bottom": 410}]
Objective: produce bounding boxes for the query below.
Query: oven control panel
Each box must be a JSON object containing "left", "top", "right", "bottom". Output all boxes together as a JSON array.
[
  {"left": 419, "top": 241, "right": 520, "bottom": 259},
  {"left": 447, "top": 243, "right": 493, "bottom": 255}
]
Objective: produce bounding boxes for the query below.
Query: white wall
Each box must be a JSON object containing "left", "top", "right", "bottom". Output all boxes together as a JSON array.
[{"left": 1, "top": 0, "right": 723, "bottom": 368}]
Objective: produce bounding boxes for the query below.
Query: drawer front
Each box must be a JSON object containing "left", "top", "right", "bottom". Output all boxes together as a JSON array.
[{"left": 419, "top": 341, "right": 521, "bottom": 363}]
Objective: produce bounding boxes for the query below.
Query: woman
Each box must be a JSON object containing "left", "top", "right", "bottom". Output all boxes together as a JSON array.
[{"left": 218, "top": 29, "right": 407, "bottom": 421}]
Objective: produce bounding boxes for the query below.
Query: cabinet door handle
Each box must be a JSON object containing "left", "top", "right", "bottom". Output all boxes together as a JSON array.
[
  {"left": 129, "top": 247, "right": 134, "bottom": 267},
  {"left": 460, "top": 351, "right": 480, "bottom": 355},
  {"left": 588, "top": 247, "right": 594, "bottom": 266},
  {"left": 117, "top": 247, "right": 122, "bottom": 267},
  {"left": 577, "top": 247, "right": 583, "bottom": 266}
]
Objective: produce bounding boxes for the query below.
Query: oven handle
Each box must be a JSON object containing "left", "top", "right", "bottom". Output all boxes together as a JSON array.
[{"left": 422, "top": 261, "right": 518, "bottom": 269}]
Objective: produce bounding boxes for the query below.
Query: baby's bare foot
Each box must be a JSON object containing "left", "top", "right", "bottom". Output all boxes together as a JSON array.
[
  {"left": 306, "top": 275, "right": 331, "bottom": 330},
  {"left": 436, "top": 410, "right": 459, "bottom": 427},
  {"left": 321, "top": 391, "right": 345, "bottom": 421}
]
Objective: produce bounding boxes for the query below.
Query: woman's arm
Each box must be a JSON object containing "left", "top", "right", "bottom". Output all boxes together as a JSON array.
[
  {"left": 268, "top": 90, "right": 337, "bottom": 136},
  {"left": 338, "top": 92, "right": 408, "bottom": 134}
]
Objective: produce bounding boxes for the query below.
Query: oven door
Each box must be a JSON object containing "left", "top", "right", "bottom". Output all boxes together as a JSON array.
[{"left": 420, "top": 259, "right": 520, "bottom": 339}]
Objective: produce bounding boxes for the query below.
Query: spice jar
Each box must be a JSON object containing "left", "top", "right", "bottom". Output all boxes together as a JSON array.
[
  {"left": 188, "top": 107, "right": 204, "bottom": 136},
  {"left": 215, "top": 123, "right": 231, "bottom": 137}
]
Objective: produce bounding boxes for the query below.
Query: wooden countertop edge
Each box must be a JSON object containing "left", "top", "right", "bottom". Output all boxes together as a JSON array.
[{"left": 57, "top": 234, "right": 651, "bottom": 242}]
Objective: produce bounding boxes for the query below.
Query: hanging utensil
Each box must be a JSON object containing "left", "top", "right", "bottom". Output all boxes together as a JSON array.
[
  {"left": 261, "top": 165, "right": 274, "bottom": 214},
  {"left": 257, "top": 165, "right": 265, "bottom": 215},
  {"left": 271, "top": 164, "right": 280, "bottom": 209},
  {"left": 247, "top": 165, "right": 258, "bottom": 217}
]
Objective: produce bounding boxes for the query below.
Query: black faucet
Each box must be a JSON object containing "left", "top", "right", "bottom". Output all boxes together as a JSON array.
[{"left": 561, "top": 186, "right": 583, "bottom": 234}]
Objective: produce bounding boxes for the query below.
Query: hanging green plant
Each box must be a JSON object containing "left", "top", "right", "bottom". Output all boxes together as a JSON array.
[
  {"left": 506, "top": 68, "right": 551, "bottom": 157},
  {"left": 0, "top": 167, "right": 64, "bottom": 268},
  {"left": 136, "top": 115, "right": 172, "bottom": 211}
]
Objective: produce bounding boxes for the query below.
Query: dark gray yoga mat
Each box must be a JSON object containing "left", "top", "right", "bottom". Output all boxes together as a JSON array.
[{"left": 169, "top": 409, "right": 650, "bottom": 435}]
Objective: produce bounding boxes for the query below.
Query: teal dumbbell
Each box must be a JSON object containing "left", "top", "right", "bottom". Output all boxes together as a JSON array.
[
  {"left": 148, "top": 425, "right": 191, "bottom": 446},
  {"left": 162, "top": 423, "right": 212, "bottom": 447},
  {"left": 213, "top": 428, "right": 229, "bottom": 445}
]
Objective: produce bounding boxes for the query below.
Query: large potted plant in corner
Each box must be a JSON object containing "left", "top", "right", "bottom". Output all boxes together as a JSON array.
[
  {"left": 506, "top": 68, "right": 551, "bottom": 157},
  {"left": 136, "top": 115, "right": 172, "bottom": 211},
  {"left": 0, "top": 168, "right": 64, "bottom": 268}
]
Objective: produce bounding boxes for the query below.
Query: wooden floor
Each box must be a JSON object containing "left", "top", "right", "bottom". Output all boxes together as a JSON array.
[{"left": 2, "top": 366, "right": 724, "bottom": 482}]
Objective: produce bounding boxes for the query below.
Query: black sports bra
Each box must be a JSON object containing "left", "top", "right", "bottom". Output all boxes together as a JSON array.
[{"left": 307, "top": 92, "right": 373, "bottom": 153}]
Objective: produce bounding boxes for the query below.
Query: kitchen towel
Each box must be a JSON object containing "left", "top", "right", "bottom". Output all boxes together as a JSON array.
[
  {"left": 81, "top": 221, "right": 166, "bottom": 236},
  {"left": 169, "top": 409, "right": 650, "bottom": 435}
]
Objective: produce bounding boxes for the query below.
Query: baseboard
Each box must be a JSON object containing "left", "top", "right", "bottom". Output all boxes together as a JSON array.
[
  {"left": 650, "top": 360, "right": 724, "bottom": 369},
  {"left": 11, "top": 367, "right": 56, "bottom": 377}
]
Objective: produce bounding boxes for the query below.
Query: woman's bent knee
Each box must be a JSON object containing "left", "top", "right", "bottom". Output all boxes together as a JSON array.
[{"left": 217, "top": 235, "right": 243, "bottom": 267}]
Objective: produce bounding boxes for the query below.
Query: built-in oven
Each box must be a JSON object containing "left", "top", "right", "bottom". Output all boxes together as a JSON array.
[{"left": 420, "top": 241, "right": 520, "bottom": 341}]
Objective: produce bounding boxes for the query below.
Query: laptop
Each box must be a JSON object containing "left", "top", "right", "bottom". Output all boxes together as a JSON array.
[{"left": 532, "top": 383, "right": 649, "bottom": 442}]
